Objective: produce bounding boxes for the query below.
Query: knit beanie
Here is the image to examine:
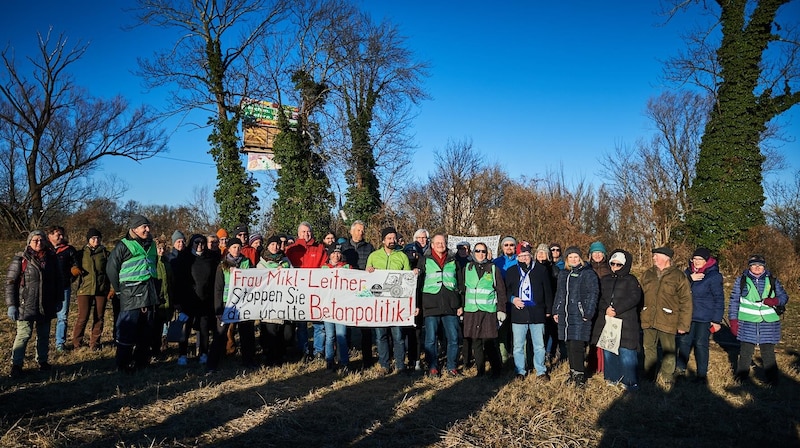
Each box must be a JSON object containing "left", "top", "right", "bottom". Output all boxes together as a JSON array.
[
  {"left": 589, "top": 241, "right": 607, "bottom": 256},
  {"left": 216, "top": 228, "right": 228, "bottom": 238},
  {"left": 128, "top": 214, "right": 151, "bottom": 230},
  {"left": 381, "top": 226, "right": 397, "bottom": 240},
  {"left": 172, "top": 230, "right": 186, "bottom": 244},
  {"left": 692, "top": 247, "right": 711, "bottom": 261},
  {"left": 249, "top": 233, "right": 263, "bottom": 245},
  {"left": 564, "top": 246, "right": 582, "bottom": 260},
  {"left": 226, "top": 237, "right": 243, "bottom": 248},
  {"left": 501, "top": 236, "right": 517, "bottom": 246},
  {"left": 86, "top": 228, "right": 102, "bottom": 240},
  {"left": 27, "top": 230, "right": 46, "bottom": 245}
]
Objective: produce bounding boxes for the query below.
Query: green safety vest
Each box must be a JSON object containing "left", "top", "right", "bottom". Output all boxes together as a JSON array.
[
  {"left": 222, "top": 259, "right": 251, "bottom": 303},
  {"left": 463, "top": 264, "right": 496, "bottom": 313},
  {"left": 119, "top": 239, "right": 157, "bottom": 283},
  {"left": 738, "top": 276, "right": 779, "bottom": 323},
  {"left": 422, "top": 257, "right": 457, "bottom": 294}
]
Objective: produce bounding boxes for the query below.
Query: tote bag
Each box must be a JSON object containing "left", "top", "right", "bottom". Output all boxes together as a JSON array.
[{"left": 596, "top": 315, "right": 622, "bottom": 355}]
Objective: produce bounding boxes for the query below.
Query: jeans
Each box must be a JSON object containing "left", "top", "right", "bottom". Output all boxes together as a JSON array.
[
  {"left": 376, "top": 326, "right": 406, "bottom": 370},
  {"left": 512, "top": 323, "right": 546, "bottom": 375},
  {"left": 424, "top": 315, "right": 459, "bottom": 371},
  {"left": 604, "top": 347, "right": 639, "bottom": 389},
  {"left": 296, "top": 322, "right": 309, "bottom": 354},
  {"left": 312, "top": 322, "right": 325, "bottom": 355},
  {"left": 324, "top": 321, "right": 349, "bottom": 367},
  {"left": 55, "top": 287, "right": 71, "bottom": 347},
  {"left": 12, "top": 319, "right": 52, "bottom": 366},
  {"left": 676, "top": 321, "right": 711, "bottom": 377},
  {"left": 643, "top": 328, "right": 677, "bottom": 381}
]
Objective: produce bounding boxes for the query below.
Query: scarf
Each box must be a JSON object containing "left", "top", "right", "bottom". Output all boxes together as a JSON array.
[
  {"left": 225, "top": 253, "right": 244, "bottom": 268},
  {"left": 692, "top": 257, "right": 717, "bottom": 274},
  {"left": 517, "top": 263, "right": 534, "bottom": 305}
]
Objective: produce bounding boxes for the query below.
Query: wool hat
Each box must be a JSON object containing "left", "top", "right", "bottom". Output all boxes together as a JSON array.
[
  {"left": 609, "top": 251, "right": 627, "bottom": 266},
  {"left": 518, "top": 244, "right": 532, "bottom": 254},
  {"left": 328, "top": 244, "right": 343, "bottom": 255},
  {"left": 86, "top": 228, "right": 102, "bottom": 240},
  {"left": 652, "top": 246, "right": 674, "bottom": 258},
  {"left": 249, "top": 233, "right": 263, "bottom": 245},
  {"left": 266, "top": 235, "right": 281, "bottom": 246},
  {"left": 747, "top": 254, "right": 766, "bottom": 267},
  {"left": 226, "top": 237, "right": 243, "bottom": 248},
  {"left": 128, "top": 214, "right": 151, "bottom": 230},
  {"left": 233, "top": 224, "right": 249, "bottom": 236},
  {"left": 692, "top": 247, "right": 711, "bottom": 261},
  {"left": 456, "top": 241, "right": 470, "bottom": 250},
  {"left": 501, "top": 236, "right": 517, "bottom": 246},
  {"left": 564, "top": 246, "right": 582, "bottom": 259},
  {"left": 549, "top": 243, "right": 561, "bottom": 251},
  {"left": 381, "top": 226, "right": 397, "bottom": 240},
  {"left": 535, "top": 244, "right": 550, "bottom": 258},
  {"left": 172, "top": 230, "right": 186, "bottom": 244},
  {"left": 216, "top": 228, "right": 228, "bottom": 238},
  {"left": 27, "top": 230, "right": 46, "bottom": 245},
  {"left": 589, "top": 241, "right": 607, "bottom": 256}
]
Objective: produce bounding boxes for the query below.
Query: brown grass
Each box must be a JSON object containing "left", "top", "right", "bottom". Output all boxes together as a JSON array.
[{"left": 1, "top": 239, "right": 799, "bottom": 447}]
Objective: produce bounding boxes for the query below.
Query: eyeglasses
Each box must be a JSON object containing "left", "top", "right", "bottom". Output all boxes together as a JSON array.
[
  {"left": 474, "top": 249, "right": 487, "bottom": 254},
  {"left": 30, "top": 238, "right": 43, "bottom": 243},
  {"left": 503, "top": 243, "right": 515, "bottom": 247},
  {"left": 610, "top": 262, "right": 624, "bottom": 267}
]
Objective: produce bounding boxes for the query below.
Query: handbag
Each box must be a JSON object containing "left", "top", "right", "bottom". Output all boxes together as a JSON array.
[
  {"left": 166, "top": 319, "right": 187, "bottom": 342},
  {"left": 596, "top": 315, "right": 622, "bottom": 355}
]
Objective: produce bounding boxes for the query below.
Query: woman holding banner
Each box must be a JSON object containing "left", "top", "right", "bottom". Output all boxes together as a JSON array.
[
  {"left": 207, "top": 238, "right": 250, "bottom": 373},
  {"left": 321, "top": 244, "right": 351, "bottom": 373}
]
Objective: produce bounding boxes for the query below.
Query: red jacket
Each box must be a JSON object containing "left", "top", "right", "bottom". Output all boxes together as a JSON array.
[{"left": 286, "top": 238, "right": 328, "bottom": 268}]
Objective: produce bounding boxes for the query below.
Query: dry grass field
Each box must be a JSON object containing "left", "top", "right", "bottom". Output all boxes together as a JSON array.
[{"left": 0, "top": 239, "right": 798, "bottom": 447}]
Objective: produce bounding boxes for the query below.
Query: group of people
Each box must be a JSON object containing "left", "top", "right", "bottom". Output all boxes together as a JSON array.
[{"left": 4, "top": 216, "right": 790, "bottom": 389}]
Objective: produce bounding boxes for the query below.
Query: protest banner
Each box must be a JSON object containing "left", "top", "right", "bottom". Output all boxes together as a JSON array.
[
  {"left": 447, "top": 235, "right": 501, "bottom": 257},
  {"left": 222, "top": 268, "right": 417, "bottom": 327}
]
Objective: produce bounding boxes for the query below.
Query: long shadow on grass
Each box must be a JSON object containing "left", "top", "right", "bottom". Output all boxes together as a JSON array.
[
  {"left": 76, "top": 362, "right": 335, "bottom": 447},
  {"left": 0, "top": 352, "right": 244, "bottom": 431},
  {"left": 214, "top": 371, "right": 504, "bottom": 447},
  {"left": 598, "top": 370, "right": 800, "bottom": 447}
]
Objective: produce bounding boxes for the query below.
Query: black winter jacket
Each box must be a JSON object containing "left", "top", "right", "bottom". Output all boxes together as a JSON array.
[
  {"left": 505, "top": 262, "right": 554, "bottom": 324},
  {"left": 590, "top": 249, "right": 642, "bottom": 350}
]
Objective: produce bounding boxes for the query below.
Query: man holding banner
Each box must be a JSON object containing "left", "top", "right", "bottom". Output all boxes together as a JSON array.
[{"left": 366, "top": 227, "right": 412, "bottom": 374}]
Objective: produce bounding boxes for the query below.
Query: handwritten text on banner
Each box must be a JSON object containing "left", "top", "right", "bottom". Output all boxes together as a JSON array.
[{"left": 223, "top": 268, "right": 417, "bottom": 327}]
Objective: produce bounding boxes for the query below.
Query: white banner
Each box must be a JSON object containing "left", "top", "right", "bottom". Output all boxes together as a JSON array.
[
  {"left": 448, "top": 235, "right": 502, "bottom": 258},
  {"left": 222, "top": 268, "right": 417, "bottom": 327}
]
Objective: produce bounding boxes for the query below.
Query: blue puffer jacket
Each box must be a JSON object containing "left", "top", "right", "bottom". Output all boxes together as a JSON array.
[
  {"left": 729, "top": 269, "right": 789, "bottom": 345},
  {"left": 553, "top": 262, "right": 599, "bottom": 342},
  {"left": 684, "top": 259, "right": 724, "bottom": 323}
]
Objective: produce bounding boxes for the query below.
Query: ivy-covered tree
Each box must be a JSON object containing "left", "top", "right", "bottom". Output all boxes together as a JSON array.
[
  {"left": 133, "top": 0, "right": 286, "bottom": 229},
  {"left": 271, "top": 70, "right": 334, "bottom": 234},
  {"left": 666, "top": 0, "right": 800, "bottom": 251}
]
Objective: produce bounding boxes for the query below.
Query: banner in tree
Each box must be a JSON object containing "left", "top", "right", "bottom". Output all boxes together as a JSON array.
[
  {"left": 222, "top": 268, "right": 417, "bottom": 327},
  {"left": 447, "top": 235, "right": 501, "bottom": 257}
]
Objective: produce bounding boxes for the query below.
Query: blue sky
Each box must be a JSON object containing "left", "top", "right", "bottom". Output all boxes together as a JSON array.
[{"left": 3, "top": 1, "right": 799, "bottom": 210}]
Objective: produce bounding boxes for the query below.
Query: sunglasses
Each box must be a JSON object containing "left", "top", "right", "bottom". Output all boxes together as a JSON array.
[
  {"left": 474, "top": 249, "right": 487, "bottom": 254},
  {"left": 610, "top": 262, "right": 624, "bottom": 267},
  {"left": 550, "top": 248, "right": 561, "bottom": 252},
  {"left": 503, "top": 243, "right": 515, "bottom": 247}
]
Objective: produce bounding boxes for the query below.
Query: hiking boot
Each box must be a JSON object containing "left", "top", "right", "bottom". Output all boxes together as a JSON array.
[
  {"left": 447, "top": 369, "right": 461, "bottom": 377},
  {"left": 177, "top": 356, "right": 188, "bottom": 366},
  {"left": 10, "top": 365, "right": 23, "bottom": 378},
  {"left": 428, "top": 368, "right": 439, "bottom": 377},
  {"left": 39, "top": 362, "right": 52, "bottom": 371},
  {"left": 198, "top": 354, "right": 208, "bottom": 365}
]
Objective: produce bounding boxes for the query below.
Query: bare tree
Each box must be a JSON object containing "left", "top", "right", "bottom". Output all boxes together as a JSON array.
[
  {"left": 765, "top": 169, "right": 800, "bottom": 253},
  {"left": 0, "top": 31, "right": 166, "bottom": 236},
  {"left": 602, "top": 91, "right": 710, "bottom": 247}
]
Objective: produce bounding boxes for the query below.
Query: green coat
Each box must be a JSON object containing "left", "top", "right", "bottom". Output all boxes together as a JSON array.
[
  {"left": 75, "top": 245, "right": 111, "bottom": 297},
  {"left": 640, "top": 264, "right": 693, "bottom": 334}
]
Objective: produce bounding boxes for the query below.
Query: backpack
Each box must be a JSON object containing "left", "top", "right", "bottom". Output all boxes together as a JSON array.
[{"left": 740, "top": 274, "right": 785, "bottom": 315}]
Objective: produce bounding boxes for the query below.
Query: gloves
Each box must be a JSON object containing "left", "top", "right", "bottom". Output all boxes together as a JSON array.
[
  {"left": 764, "top": 297, "right": 779, "bottom": 307},
  {"left": 70, "top": 266, "right": 82, "bottom": 277},
  {"left": 177, "top": 312, "right": 190, "bottom": 323},
  {"left": 7, "top": 306, "right": 18, "bottom": 321},
  {"left": 729, "top": 319, "right": 739, "bottom": 337}
]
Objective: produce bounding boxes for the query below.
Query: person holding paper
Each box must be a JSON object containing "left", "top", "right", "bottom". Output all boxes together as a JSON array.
[{"left": 592, "top": 249, "right": 642, "bottom": 391}]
